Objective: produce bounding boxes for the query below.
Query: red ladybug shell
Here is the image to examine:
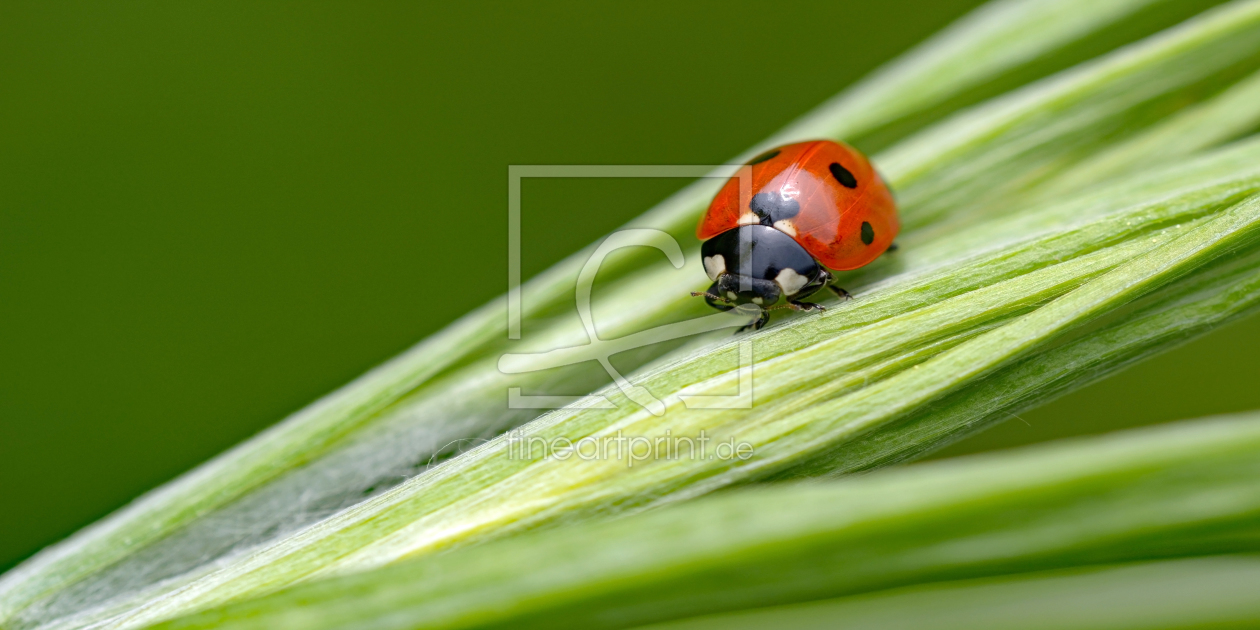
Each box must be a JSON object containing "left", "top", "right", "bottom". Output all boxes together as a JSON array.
[{"left": 698, "top": 140, "right": 899, "bottom": 271}]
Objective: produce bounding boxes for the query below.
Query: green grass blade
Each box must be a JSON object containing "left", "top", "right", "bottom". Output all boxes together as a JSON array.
[
  {"left": 1033, "top": 66, "right": 1260, "bottom": 198},
  {"left": 0, "top": 2, "right": 1154, "bottom": 622},
  {"left": 643, "top": 556, "right": 1260, "bottom": 630},
  {"left": 70, "top": 182, "right": 1260, "bottom": 630},
  {"left": 773, "top": 0, "right": 1172, "bottom": 144},
  {"left": 884, "top": 0, "right": 1260, "bottom": 230},
  {"left": 7, "top": 3, "right": 1260, "bottom": 629},
  {"left": 785, "top": 246, "right": 1260, "bottom": 475},
  {"left": 146, "top": 412, "right": 1260, "bottom": 630}
]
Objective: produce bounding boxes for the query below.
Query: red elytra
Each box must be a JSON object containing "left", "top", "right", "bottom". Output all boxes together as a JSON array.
[{"left": 697, "top": 139, "right": 899, "bottom": 271}]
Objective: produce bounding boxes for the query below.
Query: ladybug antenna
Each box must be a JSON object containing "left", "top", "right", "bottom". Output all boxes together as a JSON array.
[{"left": 690, "top": 291, "right": 731, "bottom": 303}]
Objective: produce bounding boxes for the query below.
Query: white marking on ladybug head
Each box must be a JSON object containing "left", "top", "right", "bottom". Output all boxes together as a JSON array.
[
  {"left": 751, "top": 297, "right": 763, "bottom": 305},
  {"left": 737, "top": 212, "right": 760, "bottom": 226},
  {"left": 702, "top": 254, "right": 726, "bottom": 281},
  {"left": 775, "top": 268, "right": 809, "bottom": 296},
  {"left": 773, "top": 219, "right": 797, "bottom": 237},
  {"left": 726, "top": 291, "right": 738, "bottom": 300}
]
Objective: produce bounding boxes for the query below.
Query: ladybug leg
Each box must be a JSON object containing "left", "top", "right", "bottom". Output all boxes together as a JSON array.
[
  {"left": 827, "top": 286, "right": 853, "bottom": 300},
  {"left": 787, "top": 300, "right": 826, "bottom": 312},
  {"left": 886, "top": 242, "right": 900, "bottom": 253},
  {"left": 737, "top": 310, "right": 770, "bottom": 333},
  {"left": 813, "top": 268, "right": 850, "bottom": 300},
  {"left": 782, "top": 270, "right": 839, "bottom": 311}
]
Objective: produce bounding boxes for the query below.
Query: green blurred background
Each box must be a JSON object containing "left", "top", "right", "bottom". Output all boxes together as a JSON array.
[{"left": 3, "top": 0, "right": 1260, "bottom": 573}]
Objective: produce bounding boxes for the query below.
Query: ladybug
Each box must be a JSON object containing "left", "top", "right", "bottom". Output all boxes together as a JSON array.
[{"left": 693, "top": 140, "right": 899, "bottom": 331}]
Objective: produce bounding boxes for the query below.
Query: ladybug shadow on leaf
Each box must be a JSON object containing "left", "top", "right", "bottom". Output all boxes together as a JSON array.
[{"left": 828, "top": 244, "right": 907, "bottom": 302}]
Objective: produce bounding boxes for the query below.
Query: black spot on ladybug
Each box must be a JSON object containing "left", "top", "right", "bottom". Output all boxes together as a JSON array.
[
  {"left": 829, "top": 162, "right": 858, "bottom": 188},
  {"left": 861, "top": 221, "right": 875, "bottom": 245},
  {"left": 750, "top": 191, "right": 801, "bottom": 225},
  {"left": 748, "top": 149, "right": 780, "bottom": 165}
]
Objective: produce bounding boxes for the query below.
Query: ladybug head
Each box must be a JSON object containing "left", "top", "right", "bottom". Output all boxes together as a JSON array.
[{"left": 699, "top": 225, "right": 826, "bottom": 310}]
